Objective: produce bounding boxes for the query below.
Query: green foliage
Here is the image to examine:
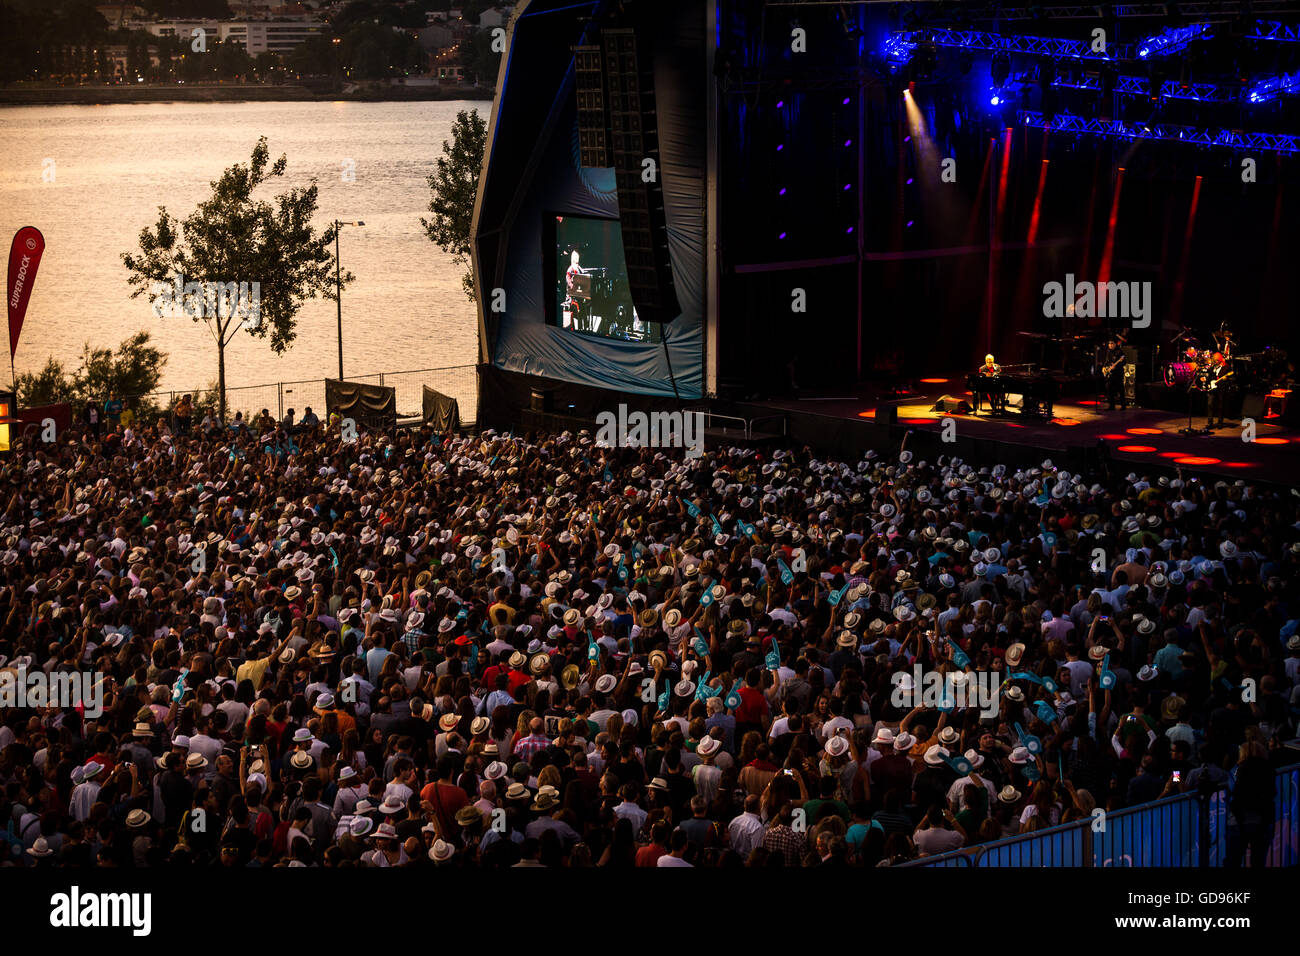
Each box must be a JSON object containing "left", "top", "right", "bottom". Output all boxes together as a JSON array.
[
  {"left": 15, "top": 332, "right": 166, "bottom": 415},
  {"left": 121, "top": 137, "right": 344, "bottom": 419},
  {"left": 421, "top": 109, "right": 487, "bottom": 302},
  {"left": 72, "top": 330, "right": 167, "bottom": 403},
  {"left": 14, "top": 357, "right": 76, "bottom": 409}
]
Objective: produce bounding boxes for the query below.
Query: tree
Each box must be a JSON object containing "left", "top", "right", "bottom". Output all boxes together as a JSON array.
[
  {"left": 421, "top": 109, "right": 486, "bottom": 302},
  {"left": 122, "top": 138, "right": 346, "bottom": 421},
  {"left": 72, "top": 331, "right": 167, "bottom": 404},
  {"left": 15, "top": 357, "right": 76, "bottom": 408},
  {"left": 15, "top": 332, "right": 166, "bottom": 413}
]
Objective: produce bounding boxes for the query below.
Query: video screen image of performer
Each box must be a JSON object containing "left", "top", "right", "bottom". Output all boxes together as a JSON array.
[{"left": 553, "top": 215, "right": 661, "bottom": 344}]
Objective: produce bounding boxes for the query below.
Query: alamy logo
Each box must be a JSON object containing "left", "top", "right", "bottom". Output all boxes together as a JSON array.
[
  {"left": 1042, "top": 273, "right": 1151, "bottom": 328},
  {"left": 595, "top": 404, "right": 704, "bottom": 460},
  {"left": 50, "top": 887, "right": 151, "bottom": 936},
  {"left": 0, "top": 667, "right": 103, "bottom": 718},
  {"left": 890, "top": 666, "right": 1001, "bottom": 718},
  {"left": 150, "top": 274, "right": 262, "bottom": 329}
]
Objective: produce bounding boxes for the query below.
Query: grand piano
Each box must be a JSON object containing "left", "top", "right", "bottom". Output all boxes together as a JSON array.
[{"left": 967, "top": 367, "right": 1059, "bottom": 419}]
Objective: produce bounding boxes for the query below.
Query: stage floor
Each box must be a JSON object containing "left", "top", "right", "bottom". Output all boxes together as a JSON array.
[{"left": 745, "top": 376, "right": 1300, "bottom": 485}]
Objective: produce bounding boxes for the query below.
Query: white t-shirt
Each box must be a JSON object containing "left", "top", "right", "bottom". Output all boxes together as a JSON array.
[{"left": 657, "top": 854, "right": 694, "bottom": 867}]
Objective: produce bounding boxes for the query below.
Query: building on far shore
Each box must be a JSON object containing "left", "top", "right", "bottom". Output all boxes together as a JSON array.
[{"left": 132, "top": 18, "right": 325, "bottom": 56}]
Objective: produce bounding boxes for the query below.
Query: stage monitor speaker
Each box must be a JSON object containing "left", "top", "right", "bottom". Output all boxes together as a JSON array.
[
  {"left": 931, "top": 395, "right": 971, "bottom": 414},
  {"left": 575, "top": 45, "right": 610, "bottom": 169},
  {"left": 1239, "top": 393, "right": 1266, "bottom": 421},
  {"left": 530, "top": 388, "right": 553, "bottom": 413},
  {"left": 602, "top": 27, "right": 680, "bottom": 324}
]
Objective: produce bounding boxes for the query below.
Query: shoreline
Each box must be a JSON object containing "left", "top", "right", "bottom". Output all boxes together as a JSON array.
[{"left": 0, "top": 84, "right": 495, "bottom": 106}]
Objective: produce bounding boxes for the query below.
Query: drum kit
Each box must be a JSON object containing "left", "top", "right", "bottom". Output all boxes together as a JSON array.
[
  {"left": 1162, "top": 326, "right": 1235, "bottom": 390},
  {"left": 1161, "top": 323, "right": 1293, "bottom": 399}
]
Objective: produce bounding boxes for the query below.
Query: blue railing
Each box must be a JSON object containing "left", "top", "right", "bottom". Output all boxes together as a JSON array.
[{"left": 902, "top": 762, "right": 1299, "bottom": 868}]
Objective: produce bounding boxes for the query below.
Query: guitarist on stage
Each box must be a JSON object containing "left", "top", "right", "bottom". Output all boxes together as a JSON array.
[{"left": 1101, "top": 332, "right": 1128, "bottom": 410}]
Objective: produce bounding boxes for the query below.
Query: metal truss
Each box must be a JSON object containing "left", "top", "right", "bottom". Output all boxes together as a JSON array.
[
  {"left": 896, "top": 27, "right": 1124, "bottom": 60},
  {"left": 1017, "top": 110, "right": 1300, "bottom": 153},
  {"left": 1249, "top": 20, "right": 1300, "bottom": 42},
  {"left": 1050, "top": 72, "right": 1239, "bottom": 103},
  {"left": 1247, "top": 70, "right": 1300, "bottom": 103},
  {"left": 763, "top": 1, "right": 1300, "bottom": 18},
  {"left": 1136, "top": 22, "right": 1213, "bottom": 57}
]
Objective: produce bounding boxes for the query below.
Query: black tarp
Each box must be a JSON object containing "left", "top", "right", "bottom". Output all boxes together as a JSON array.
[
  {"left": 325, "top": 379, "right": 396, "bottom": 431},
  {"left": 422, "top": 386, "right": 460, "bottom": 432}
]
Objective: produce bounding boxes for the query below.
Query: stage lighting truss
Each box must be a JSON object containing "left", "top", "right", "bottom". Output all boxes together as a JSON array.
[
  {"left": 1136, "top": 23, "right": 1213, "bottom": 58},
  {"left": 1250, "top": 20, "right": 1300, "bottom": 42},
  {"left": 1018, "top": 110, "right": 1300, "bottom": 153},
  {"left": 1049, "top": 72, "right": 1238, "bottom": 103},
  {"left": 888, "top": 28, "right": 1122, "bottom": 62},
  {"left": 768, "top": 1, "right": 1299, "bottom": 19},
  {"left": 1247, "top": 70, "right": 1300, "bottom": 103}
]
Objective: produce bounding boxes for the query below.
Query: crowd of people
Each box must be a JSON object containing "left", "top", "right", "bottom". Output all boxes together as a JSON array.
[{"left": 1, "top": 407, "right": 1297, "bottom": 868}]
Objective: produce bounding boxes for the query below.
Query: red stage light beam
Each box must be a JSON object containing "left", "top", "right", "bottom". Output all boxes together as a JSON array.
[
  {"left": 1096, "top": 166, "right": 1125, "bottom": 315},
  {"left": 1026, "top": 158, "right": 1049, "bottom": 246},
  {"left": 1169, "top": 175, "right": 1202, "bottom": 324}
]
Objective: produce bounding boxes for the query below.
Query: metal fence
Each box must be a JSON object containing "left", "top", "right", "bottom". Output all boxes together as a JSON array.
[
  {"left": 128, "top": 365, "right": 479, "bottom": 428},
  {"left": 901, "top": 762, "right": 1300, "bottom": 868}
]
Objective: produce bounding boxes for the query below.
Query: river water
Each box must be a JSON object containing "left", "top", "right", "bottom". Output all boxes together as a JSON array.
[{"left": 0, "top": 100, "right": 481, "bottom": 395}]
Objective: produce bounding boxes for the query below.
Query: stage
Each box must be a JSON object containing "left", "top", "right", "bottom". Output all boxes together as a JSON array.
[{"left": 732, "top": 375, "right": 1300, "bottom": 487}]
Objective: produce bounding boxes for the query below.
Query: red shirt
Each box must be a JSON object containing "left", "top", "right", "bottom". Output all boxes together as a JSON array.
[
  {"left": 635, "top": 843, "right": 668, "bottom": 867},
  {"left": 421, "top": 781, "right": 469, "bottom": 835},
  {"left": 735, "top": 686, "right": 769, "bottom": 725},
  {"left": 506, "top": 669, "right": 531, "bottom": 696}
]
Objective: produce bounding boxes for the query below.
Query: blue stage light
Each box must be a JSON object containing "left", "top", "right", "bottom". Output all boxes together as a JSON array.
[
  {"left": 990, "top": 94, "right": 1001, "bottom": 106},
  {"left": 779, "top": 187, "right": 787, "bottom": 195},
  {"left": 1137, "top": 23, "right": 1212, "bottom": 59},
  {"left": 1247, "top": 71, "right": 1300, "bottom": 104},
  {"left": 1017, "top": 109, "right": 1300, "bottom": 153}
]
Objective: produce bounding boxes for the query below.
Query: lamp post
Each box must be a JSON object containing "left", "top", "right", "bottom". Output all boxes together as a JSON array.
[{"left": 334, "top": 219, "right": 364, "bottom": 380}]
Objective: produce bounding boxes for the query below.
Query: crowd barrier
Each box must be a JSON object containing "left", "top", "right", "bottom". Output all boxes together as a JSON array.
[
  {"left": 901, "top": 762, "right": 1299, "bottom": 868},
  {"left": 122, "top": 365, "right": 479, "bottom": 428}
]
